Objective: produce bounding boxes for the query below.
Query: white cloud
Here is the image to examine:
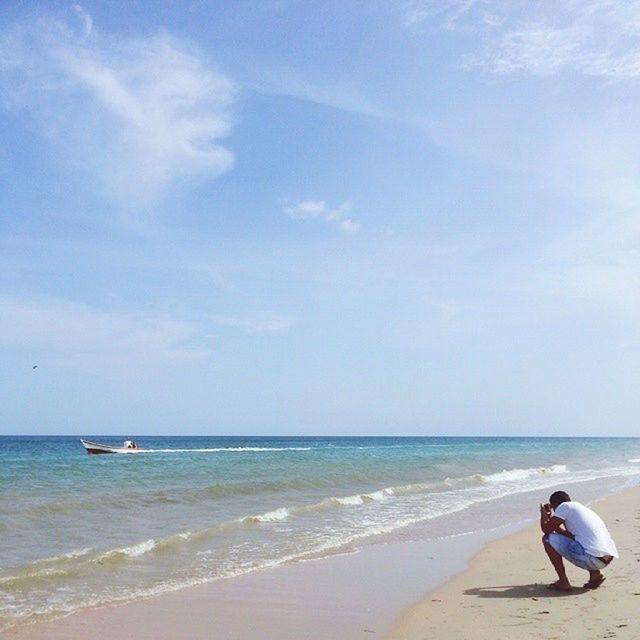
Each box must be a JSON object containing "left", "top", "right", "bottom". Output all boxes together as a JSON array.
[
  {"left": 284, "top": 199, "right": 360, "bottom": 233},
  {"left": 338, "top": 219, "right": 359, "bottom": 234},
  {"left": 485, "top": 1, "right": 640, "bottom": 78},
  {"left": 0, "top": 295, "right": 208, "bottom": 375},
  {"left": 486, "top": 24, "right": 585, "bottom": 76},
  {"left": 406, "top": 0, "right": 640, "bottom": 80},
  {"left": 0, "top": 8, "right": 235, "bottom": 206}
]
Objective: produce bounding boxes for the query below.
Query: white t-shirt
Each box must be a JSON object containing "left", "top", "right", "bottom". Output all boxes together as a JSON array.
[{"left": 554, "top": 501, "right": 619, "bottom": 558}]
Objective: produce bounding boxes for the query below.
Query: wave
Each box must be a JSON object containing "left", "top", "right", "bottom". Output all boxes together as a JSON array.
[
  {"left": 0, "top": 539, "right": 164, "bottom": 590},
  {"left": 355, "top": 443, "right": 452, "bottom": 450},
  {"left": 629, "top": 458, "right": 640, "bottom": 463},
  {"left": 31, "top": 548, "right": 94, "bottom": 564},
  {"left": 15, "top": 476, "right": 326, "bottom": 521},
  {"left": 241, "top": 507, "right": 291, "bottom": 524},
  {"left": 3, "top": 460, "right": 633, "bottom": 630},
  {"left": 140, "top": 447, "right": 312, "bottom": 453},
  {"left": 318, "top": 488, "right": 392, "bottom": 508},
  {"left": 230, "top": 465, "right": 569, "bottom": 525},
  {"left": 177, "top": 464, "right": 575, "bottom": 531},
  {"left": 5, "top": 463, "right": 578, "bottom": 584},
  {"left": 239, "top": 487, "right": 395, "bottom": 525},
  {"left": 0, "top": 548, "right": 94, "bottom": 587},
  {"left": 478, "top": 464, "right": 569, "bottom": 483},
  {"left": 97, "top": 539, "right": 157, "bottom": 561},
  {"left": 24, "top": 463, "right": 561, "bottom": 523}
]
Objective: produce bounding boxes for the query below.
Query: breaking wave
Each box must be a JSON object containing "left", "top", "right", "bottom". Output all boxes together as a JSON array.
[
  {"left": 477, "top": 464, "right": 569, "bottom": 483},
  {"left": 241, "top": 507, "right": 291, "bottom": 524}
]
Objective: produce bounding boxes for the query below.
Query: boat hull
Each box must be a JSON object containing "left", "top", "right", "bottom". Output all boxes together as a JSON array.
[{"left": 80, "top": 439, "right": 143, "bottom": 454}]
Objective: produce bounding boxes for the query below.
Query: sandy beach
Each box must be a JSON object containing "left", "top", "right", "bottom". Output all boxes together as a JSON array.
[{"left": 386, "top": 486, "right": 639, "bottom": 640}]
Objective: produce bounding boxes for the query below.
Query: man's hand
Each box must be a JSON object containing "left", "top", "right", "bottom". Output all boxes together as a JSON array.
[{"left": 540, "top": 503, "right": 564, "bottom": 534}]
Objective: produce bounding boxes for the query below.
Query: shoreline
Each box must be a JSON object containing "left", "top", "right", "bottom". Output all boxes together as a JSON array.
[
  {"left": 3, "top": 483, "right": 637, "bottom": 640},
  {"left": 385, "top": 485, "right": 639, "bottom": 640},
  {"left": 2, "top": 526, "right": 513, "bottom": 640}
]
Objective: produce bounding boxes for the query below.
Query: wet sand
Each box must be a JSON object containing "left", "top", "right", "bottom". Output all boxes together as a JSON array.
[{"left": 1, "top": 530, "right": 502, "bottom": 640}]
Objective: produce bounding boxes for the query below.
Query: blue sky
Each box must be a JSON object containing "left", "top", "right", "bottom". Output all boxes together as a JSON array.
[{"left": 1, "top": 1, "right": 639, "bottom": 436}]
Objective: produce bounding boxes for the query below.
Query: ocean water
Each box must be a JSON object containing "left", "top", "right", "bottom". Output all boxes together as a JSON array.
[{"left": 1, "top": 435, "right": 639, "bottom": 631}]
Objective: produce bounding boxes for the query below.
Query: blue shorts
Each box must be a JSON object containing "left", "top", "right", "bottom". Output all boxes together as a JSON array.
[{"left": 546, "top": 533, "right": 608, "bottom": 571}]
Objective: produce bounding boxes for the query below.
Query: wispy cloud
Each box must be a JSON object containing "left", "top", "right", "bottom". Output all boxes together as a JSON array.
[
  {"left": 406, "top": 1, "right": 640, "bottom": 79},
  {"left": 479, "top": 1, "right": 640, "bottom": 78},
  {"left": 0, "top": 295, "right": 208, "bottom": 375},
  {"left": 0, "top": 7, "right": 236, "bottom": 206},
  {"left": 72, "top": 4, "right": 93, "bottom": 38},
  {"left": 403, "top": 0, "right": 482, "bottom": 31},
  {"left": 251, "top": 69, "right": 386, "bottom": 119},
  {"left": 284, "top": 199, "right": 360, "bottom": 234}
]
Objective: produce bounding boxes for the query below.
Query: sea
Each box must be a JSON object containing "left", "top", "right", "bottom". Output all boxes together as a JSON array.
[{"left": 1, "top": 435, "right": 639, "bottom": 632}]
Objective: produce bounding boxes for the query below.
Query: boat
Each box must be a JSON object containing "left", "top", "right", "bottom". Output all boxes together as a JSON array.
[{"left": 80, "top": 439, "right": 143, "bottom": 454}]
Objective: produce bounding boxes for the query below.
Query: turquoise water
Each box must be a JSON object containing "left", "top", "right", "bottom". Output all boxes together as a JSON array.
[{"left": 1, "top": 435, "right": 639, "bottom": 630}]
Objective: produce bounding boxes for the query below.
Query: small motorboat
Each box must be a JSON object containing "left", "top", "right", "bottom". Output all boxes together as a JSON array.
[{"left": 80, "top": 439, "right": 143, "bottom": 454}]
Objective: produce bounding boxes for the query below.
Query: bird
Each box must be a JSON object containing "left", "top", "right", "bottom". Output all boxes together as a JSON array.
[{"left": 32, "top": 365, "right": 38, "bottom": 370}]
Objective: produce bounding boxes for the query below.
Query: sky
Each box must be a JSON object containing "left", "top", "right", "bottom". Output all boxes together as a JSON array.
[{"left": 1, "top": 1, "right": 639, "bottom": 436}]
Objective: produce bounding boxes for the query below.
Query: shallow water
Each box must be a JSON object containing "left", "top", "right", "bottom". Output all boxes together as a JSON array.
[{"left": 1, "top": 435, "right": 639, "bottom": 630}]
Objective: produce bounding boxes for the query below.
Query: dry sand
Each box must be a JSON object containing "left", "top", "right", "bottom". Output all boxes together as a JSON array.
[{"left": 385, "top": 486, "right": 639, "bottom": 640}]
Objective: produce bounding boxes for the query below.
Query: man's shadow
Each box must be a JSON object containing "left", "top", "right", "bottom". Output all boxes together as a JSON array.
[{"left": 465, "top": 584, "right": 589, "bottom": 598}]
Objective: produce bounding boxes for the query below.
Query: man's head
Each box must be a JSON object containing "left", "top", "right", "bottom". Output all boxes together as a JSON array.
[{"left": 549, "top": 490, "right": 571, "bottom": 510}]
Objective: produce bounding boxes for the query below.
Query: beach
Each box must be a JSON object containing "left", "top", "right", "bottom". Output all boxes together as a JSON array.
[
  {"left": 387, "top": 486, "right": 639, "bottom": 640},
  {"left": 3, "top": 485, "right": 638, "bottom": 640}
]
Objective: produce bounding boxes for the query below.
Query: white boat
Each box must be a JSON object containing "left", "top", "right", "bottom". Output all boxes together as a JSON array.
[{"left": 80, "top": 439, "right": 143, "bottom": 454}]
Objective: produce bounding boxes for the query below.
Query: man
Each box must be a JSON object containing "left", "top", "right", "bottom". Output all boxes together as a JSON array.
[{"left": 540, "top": 490, "right": 618, "bottom": 591}]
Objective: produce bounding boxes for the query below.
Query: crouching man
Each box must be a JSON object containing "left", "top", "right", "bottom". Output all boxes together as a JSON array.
[{"left": 540, "top": 490, "right": 618, "bottom": 591}]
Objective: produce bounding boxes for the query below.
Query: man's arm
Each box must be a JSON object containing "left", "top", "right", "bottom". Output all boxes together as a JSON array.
[{"left": 539, "top": 504, "right": 565, "bottom": 534}]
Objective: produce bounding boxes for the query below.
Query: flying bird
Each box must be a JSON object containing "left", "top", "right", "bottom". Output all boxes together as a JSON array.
[{"left": 32, "top": 365, "right": 38, "bottom": 370}]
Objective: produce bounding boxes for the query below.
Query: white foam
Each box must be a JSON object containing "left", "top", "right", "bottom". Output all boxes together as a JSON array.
[
  {"left": 31, "top": 547, "right": 93, "bottom": 565},
  {"left": 143, "top": 447, "right": 312, "bottom": 453},
  {"left": 105, "top": 539, "right": 156, "bottom": 559},
  {"left": 243, "top": 507, "right": 290, "bottom": 524},
  {"left": 335, "top": 495, "right": 365, "bottom": 506},
  {"left": 481, "top": 464, "right": 568, "bottom": 483},
  {"left": 320, "top": 488, "right": 391, "bottom": 509}
]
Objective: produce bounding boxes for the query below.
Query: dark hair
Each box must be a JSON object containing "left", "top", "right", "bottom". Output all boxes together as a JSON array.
[{"left": 549, "top": 491, "right": 571, "bottom": 509}]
